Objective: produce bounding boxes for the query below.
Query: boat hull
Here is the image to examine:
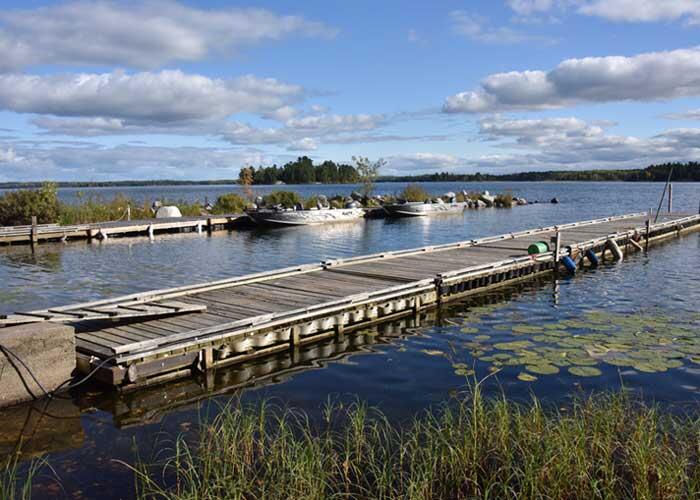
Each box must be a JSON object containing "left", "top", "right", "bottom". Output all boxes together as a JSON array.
[
  {"left": 383, "top": 202, "right": 467, "bottom": 217},
  {"left": 247, "top": 208, "right": 365, "bottom": 226}
]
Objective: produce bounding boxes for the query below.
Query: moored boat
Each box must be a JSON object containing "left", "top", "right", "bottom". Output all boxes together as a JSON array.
[
  {"left": 382, "top": 200, "right": 467, "bottom": 217},
  {"left": 246, "top": 195, "right": 365, "bottom": 226},
  {"left": 383, "top": 192, "right": 467, "bottom": 217},
  {"left": 246, "top": 206, "right": 365, "bottom": 226}
]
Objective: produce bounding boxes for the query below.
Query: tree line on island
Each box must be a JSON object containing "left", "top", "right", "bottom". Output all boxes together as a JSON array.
[
  {"left": 379, "top": 162, "right": 700, "bottom": 183},
  {"left": 3, "top": 161, "right": 699, "bottom": 191}
]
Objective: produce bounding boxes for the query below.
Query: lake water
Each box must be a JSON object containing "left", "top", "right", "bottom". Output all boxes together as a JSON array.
[{"left": 1, "top": 181, "right": 700, "bottom": 498}]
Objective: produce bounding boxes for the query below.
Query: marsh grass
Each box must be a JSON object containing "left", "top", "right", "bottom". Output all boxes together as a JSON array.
[
  {"left": 132, "top": 388, "right": 700, "bottom": 500},
  {"left": 1, "top": 452, "right": 48, "bottom": 500}
]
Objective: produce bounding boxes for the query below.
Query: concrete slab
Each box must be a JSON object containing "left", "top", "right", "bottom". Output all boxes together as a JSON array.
[{"left": 0, "top": 322, "right": 75, "bottom": 408}]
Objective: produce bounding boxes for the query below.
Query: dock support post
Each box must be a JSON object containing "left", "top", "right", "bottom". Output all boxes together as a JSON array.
[
  {"left": 290, "top": 326, "right": 301, "bottom": 346},
  {"left": 197, "top": 221, "right": 203, "bottom": 235},
  {"left": 551, "top": 230, "right": 561, "bottom": 269},
  {"left": 207, "top": 217, "right": 213, "bottom": 234},
  {"left": 668, "top": 184, "right": 673, "bottom": 213},
  {"left": 645, "top": 208, "right": 651, "bottom": 252},
  {"left": 148, "top": 224, "right": 154, "bottom": 240},
  {"left": 30, "top": 216, "right": 38, "bottom": 246},
  {"left": 127, "top": 205, "right": 131, "bottom": 222}
]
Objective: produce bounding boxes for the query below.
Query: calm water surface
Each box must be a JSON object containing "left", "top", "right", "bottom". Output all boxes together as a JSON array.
[{"left": 1, "top": 181, "right": 700, "bottom": 498}]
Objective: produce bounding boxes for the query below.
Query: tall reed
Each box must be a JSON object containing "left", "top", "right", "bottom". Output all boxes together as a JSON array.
[{"left": 132, "top": 388, "right": 700, "bottom": 499}]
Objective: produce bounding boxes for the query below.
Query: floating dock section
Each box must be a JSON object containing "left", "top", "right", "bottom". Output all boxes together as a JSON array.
[
  {"left": 2, "top": 211, "right": 699, "bottom": 389},
  {"left": 0, "top": 214, "right": 245, "bottom": 245}
]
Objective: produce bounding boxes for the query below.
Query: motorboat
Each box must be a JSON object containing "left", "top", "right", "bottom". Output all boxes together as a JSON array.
[{"left": 246, "top": 195, "right": 365, "bottom": 226}]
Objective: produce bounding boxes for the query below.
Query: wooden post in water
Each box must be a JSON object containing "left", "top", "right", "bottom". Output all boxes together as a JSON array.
[
  {"left": 668, "top": 184, "right": 673, "bottom": 213},
  {"left": 645, "top": 208, "right": 652, "bottom": 252},
  {"left": 550, "top": 230, "right": 561, "bottom": 269},
  {"left": 30, "top": 216, "right": 38, "bottom": 245},
  {"left": 127, "top": 204, "right": 131, "bottom": 222}
]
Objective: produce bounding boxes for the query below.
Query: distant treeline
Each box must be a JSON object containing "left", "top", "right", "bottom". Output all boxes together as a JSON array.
[
  {"left": 239, "top": 156, "right": 359, "bottom": 185},
  {"left": 378, "top": 162, "right": 700, "bottom": 183},
  {"left": 0, "top": 179, "right": 239, "bottom": 189},
  {"left": 2, "top": 161, "right": 699, "bottom": 190}
]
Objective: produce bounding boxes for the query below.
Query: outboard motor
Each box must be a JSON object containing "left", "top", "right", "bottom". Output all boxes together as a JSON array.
[
  {"left": 346, "top": 200, "right": 362, "bottom": 209},
  {"left": 255, "top": 195, "right": 264, "bottom": 207},
  {"left": 317, "top": 195, "right": 329, "bottom": 209},
  {"left": 151, "top": 200, "right": 162, "bottom": 214}
]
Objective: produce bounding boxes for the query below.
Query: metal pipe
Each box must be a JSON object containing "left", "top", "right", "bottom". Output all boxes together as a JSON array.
[{"left": 654, "top": 167, "right": 673, "bottom": 223}]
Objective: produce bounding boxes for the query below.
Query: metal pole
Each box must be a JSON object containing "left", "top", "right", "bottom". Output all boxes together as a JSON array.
[
  {"left": 127, "top": 204, "right": 131, "bottom": 222},
  {"left": 654, "top": 167, "right": 673, "bottom": 223},
  {"left": 668, "top": 183, "right": 673, "bottom": 213}
]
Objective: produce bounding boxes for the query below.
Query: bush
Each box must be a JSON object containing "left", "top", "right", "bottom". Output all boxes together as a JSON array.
[
  {"left": 399, "top": 183, "right": 430, "bottom": 202},
  {"left": 495, "top": 193, "right": 514, "bottom": 208},
  {"left": 263, "top": 191, "right": 302, "bottom": 208},
  {"left": 59, "top": 193, "right": 151, "bottom": 224},
  {"left": 211, "top": 193, "right": 248, "bottom": 214},
  {"left": 0, "top": 183, "right": 60, "bottom": 226}
]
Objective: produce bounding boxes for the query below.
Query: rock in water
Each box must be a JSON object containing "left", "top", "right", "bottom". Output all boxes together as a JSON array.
[{"left": 550, "top": 197, "right": 559, "bottom": 204}]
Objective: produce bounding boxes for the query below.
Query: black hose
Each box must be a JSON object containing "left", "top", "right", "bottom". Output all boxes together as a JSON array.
[
  {"left": 0, "top": 343, "right": 50, "bottom": 398},
  {"left": 0, "top": 341, "right": 118, "bottom": 399}
]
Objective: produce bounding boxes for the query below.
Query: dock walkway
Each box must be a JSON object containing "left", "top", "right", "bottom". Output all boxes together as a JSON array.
[
  {"left": 3, "top": 211, "right": 699, "bottom": 387},
  {"left": 0, "top": 214, "right": 245, "bottom": 245}
]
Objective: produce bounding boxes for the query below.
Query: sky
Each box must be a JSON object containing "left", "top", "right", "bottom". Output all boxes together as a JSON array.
[{"left": 2, "top": 0, "right": 700, "bottom": 181}]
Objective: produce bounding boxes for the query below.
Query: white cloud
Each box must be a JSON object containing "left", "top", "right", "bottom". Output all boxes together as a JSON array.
[
  {"left": 284, "top": 113, "right": 385, "bottom": 131},
  {"left": 578, "top": 0, "right": 700, "bottom": 24},
  {"left": 661, "top": 108, "right": 700, "bottom": 120},
  {"left": 287, "top": 138, "right": 318, "bottom": 151},
  {"left": 0, "top": 70, "right": 303, "bottom": 123},
  {"left": 385, "top": 153, "right": 462, "bottom": 172},
  {"left": 450, "top": 10, "right": 555, "bottom": 44},
  {"left": 475, "top": 115, "right": 700, "bottom": 168},
  {"left": 507, "top": 0, "right": 556, "bottom": 15},
  {"left": 444, "top": 46, "right": 700, "bottom": 113},
  {"left": 0, "top": 1, "right": 337, "bottom": 71},
  {"left": 0, "top": 143, "right": 276, "bottom": 181},
  {"left": 0, "top": 147, "right": 19, "bottom": 163}
]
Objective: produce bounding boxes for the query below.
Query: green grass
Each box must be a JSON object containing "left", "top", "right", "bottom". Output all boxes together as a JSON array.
[
  {"left": 1, "top": 452, "right": 47, "bottom": 500},
  {"left": 131, "top": 388, "right": 700, "bottom": 499}
]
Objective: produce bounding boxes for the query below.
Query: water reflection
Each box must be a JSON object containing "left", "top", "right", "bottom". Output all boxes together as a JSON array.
[{"left": 0, "top": 398, "right": 84, "bottom": 459}]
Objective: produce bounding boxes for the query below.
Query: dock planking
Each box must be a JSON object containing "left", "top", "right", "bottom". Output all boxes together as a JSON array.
[
  {"left": 3, "top": 211, "right": 700, "bottom": 388},
  {"left": 0, "top": 214, "right": 246, "bottom": 245}
]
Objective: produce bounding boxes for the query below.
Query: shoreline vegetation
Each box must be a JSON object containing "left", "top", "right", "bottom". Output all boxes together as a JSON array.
[
  {"left": 0, "top": 183, "right": 516, "bottom": 227},
  {"left": 0, "top": 161, "right": 697, "bottom": 190},
  {"left": 5, "top": 389, "right": 700, "bottom": 499}
]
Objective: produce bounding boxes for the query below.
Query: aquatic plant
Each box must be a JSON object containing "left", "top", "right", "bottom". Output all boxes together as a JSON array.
[
  {"left": 447, "top": 309, "right": 700, "bottom": 381},
  {"left": 0, "top": 453, "right": 47, "bottom": 500},
  {"left": 262, "top": 191, "right": 303, "bottom": 208},
  {"left": 399, "top": 184, "right": 429, "bottom": 202},
  {"left": 131, "top": 390, "right": 700, "bottom": 499},
  {"left": 494, "top": 192, "right": 514, "bottom": 208},
  {"left": 211, "top": 192, "right": 248, "bottom": 214}
]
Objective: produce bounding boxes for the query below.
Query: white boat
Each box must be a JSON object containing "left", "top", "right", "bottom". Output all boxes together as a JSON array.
[
  {"left": 383, "top": 198, "right": 467, "bottom": 218},
  {"left": 246, "top": 206, "right": 365, "bottom": 226}
]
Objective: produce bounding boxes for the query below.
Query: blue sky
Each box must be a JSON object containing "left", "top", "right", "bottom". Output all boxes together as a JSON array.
[{"left": 2, "top": 0, "right": 700, "bottom": 181}]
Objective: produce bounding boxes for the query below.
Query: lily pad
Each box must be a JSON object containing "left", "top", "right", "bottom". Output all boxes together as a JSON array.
[
  {"left": 493, "top": 340, "right": 534, "bottom": 350},
  {"left": 421, "top": 349, "right": 444, "bottom": 356},
  {"left": 525, "top": 364, "right": 559, "bottom": 375},
  {"left": 568, "top": 366, "right": 602, "bottom": 377},
  {"left": 517, "top": 372, "right": 538, "bottom": 382}
]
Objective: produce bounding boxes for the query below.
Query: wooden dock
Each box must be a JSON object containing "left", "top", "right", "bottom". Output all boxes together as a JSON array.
[
  {"left": 3, "top": 211, "right": 699, "bottom": 389},
  {"left": 0, "top": 214, "right": 246, "bottom": 245}
]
